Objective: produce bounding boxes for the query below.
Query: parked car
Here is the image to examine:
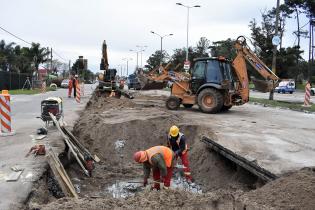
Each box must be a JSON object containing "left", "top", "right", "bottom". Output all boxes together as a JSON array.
[
  {"left": 127, "top": 74, "right": 141, "bottom": 90},
  {"left": 61, "top": 79, "right": 69, "bottom": 88},
  {"left": 311, "top": 87, "right": 315, "bottom": 96},
  {"left": 275, "top": 80, "right": 295, "bottom": 94}
]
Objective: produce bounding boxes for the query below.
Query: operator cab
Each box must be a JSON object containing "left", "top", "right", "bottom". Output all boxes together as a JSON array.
[{"left": 190, "top": 57, "right": 235, "bottom": 94}]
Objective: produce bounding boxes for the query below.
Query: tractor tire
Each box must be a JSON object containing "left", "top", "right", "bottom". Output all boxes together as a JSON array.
[
  {"left": 166, "top": 96, "right": 181, "bottom": 110},
  {"left": 183, "top": 104, "right": 194, "bottom": 108},
  {"left": 221, "top": 105, "right": 232, "bottom": 112},
  {"left": 197, "top": 88, "right": 223, "bottom": 113}
]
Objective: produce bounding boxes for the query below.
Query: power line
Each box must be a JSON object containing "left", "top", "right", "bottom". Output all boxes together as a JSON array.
[
  {"left": 52, "top": 49, "right": 67, "bottom": 62},
  {"left": 0, "top": 25, "right": 69, "bottom": 63},
  {"left": 0, "top": 25, "right": 32, "bottom": 45}
]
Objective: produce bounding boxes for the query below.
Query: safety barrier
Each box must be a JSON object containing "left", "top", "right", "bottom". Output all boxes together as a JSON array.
[
  {"left": 0, "top": 90, "right": 16, "bottom": 136},
  {"left": 41, "top": 81, "right": 46, "bottom": 93},
  {"left": 81, "top": 82, "right": 85, "bottom": 96},
  {"left": 76, "top": 84, "right": 81, "bottom": 103},
  {"left": 303, "top": 82, "right": 311, "bottom": 107}
]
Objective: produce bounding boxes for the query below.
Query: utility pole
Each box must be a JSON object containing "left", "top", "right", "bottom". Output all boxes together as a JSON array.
[
  {"left": 50, "top": 48, "right": 53, "bottom": 75},
  {"left": 269, "top": 0, "right": 280, "bottom": 100},
  {"left": 308, "top": 17, "right": 314, "bottom": 82}
]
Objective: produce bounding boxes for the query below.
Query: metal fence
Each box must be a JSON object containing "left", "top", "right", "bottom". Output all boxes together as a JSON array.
[{"left": 0, "top": 71, "right": 32, "bottom": 91}]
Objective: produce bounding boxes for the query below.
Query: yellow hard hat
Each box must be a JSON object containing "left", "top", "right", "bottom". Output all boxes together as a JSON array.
[{"left": 169, "top": 125, "right": 179, "bottom": 137}]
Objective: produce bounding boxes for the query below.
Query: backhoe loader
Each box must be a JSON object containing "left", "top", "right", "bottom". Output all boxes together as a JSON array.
[{"left": 151, "top": 36, "right": 279, "bottom": 113}]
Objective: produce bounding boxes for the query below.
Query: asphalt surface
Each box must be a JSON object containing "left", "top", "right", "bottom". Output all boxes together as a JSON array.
[
  {"left": 250, "top": 89, "right": 310, "bottom": 103},
  {"left": 0, "top": 84, "right": 95, "bottom": 210}
]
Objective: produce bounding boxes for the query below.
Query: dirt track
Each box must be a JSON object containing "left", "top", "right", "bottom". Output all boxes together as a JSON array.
[{"left": 26, "top": 91, "right": 315, "bottom": 210}]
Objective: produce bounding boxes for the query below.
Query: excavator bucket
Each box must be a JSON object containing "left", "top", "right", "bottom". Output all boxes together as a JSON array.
[{"left": 251, "top": 77, "right": 275, "bottom": 93}]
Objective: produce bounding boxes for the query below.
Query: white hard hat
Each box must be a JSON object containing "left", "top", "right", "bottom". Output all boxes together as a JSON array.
[{"left": 75, "top": 75, "right": 78, "bottom": 77}]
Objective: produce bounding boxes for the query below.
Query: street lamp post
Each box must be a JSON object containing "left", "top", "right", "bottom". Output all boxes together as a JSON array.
[
  {"left": 129, "top": 49, "right": 139, "bottom": 69},
  {"left": 136, "top": 45, "right": 148, "bottom": 68},
  {"left": 176, "top": 3, "right": 201, "bottom": 62},
  {"left": 150, "top": 31, "right": 173, "bottom": 65},
  {"left": 122, "top": 58, "right": 132, "bottom": 76}
]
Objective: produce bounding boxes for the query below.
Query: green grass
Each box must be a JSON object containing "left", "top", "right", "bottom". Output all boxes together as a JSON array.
[
  {"left": 296, "top": 83, "right": 306, "bottom": 90},
  {"left": 250, "top": 97, "right": 315, "bottom": 113},
  {"left": 8, "top": 87, "right": 56, "bottom": 95}
]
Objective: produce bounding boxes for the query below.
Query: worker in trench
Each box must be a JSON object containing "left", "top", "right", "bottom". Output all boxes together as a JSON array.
[
  {"left": 168, "top": 125, "right": 193, "bottom": 182},
  {"left": 134, "top": 146, "right": 175, "bottom": 190}
]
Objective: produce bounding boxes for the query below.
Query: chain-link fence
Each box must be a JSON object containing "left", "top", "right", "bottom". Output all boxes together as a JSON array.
[{"left": 0, "top": 71, "right": 32, "bottom": 91}]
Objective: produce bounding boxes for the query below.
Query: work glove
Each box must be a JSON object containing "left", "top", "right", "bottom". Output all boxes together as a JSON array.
[{"left": 143, "top": 178, "right": 148, "bottom": 187}]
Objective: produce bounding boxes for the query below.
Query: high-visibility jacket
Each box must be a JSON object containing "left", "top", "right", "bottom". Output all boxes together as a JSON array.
[{"left": 145, "top": 146, "right": 173, "bottom": 168}]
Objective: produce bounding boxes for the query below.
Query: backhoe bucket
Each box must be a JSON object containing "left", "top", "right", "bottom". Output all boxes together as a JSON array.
[
  {"left": 137, "top": 74, "right": 166, "bottom": 90},
  {"left": 251, "top": 77, "right": 275, "bottom": 93}
]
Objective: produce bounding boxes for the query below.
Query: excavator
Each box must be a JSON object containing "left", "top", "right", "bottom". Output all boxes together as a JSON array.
[
  {"left": 97, "top": 40, "right": 133, "bottom": 98},
  {"left": 144, "top": 36, "right": 279, "bottom": 113}
]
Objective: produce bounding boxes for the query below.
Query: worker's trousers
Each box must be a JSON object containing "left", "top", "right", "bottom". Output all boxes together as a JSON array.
[
  {"left": 68, "top": 87, "right": 72, "bottom": 97},
  {"left": 152, "top": 167, "right": 173, "bottom": 190},
  {"left": 177, "top": 152, "right": 192, "bottom": 181}
]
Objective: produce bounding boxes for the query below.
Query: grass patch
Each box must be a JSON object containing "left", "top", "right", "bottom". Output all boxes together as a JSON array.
[
  {"left": 8, "top": 87, "right": 56, "bottom": 95},
  {"left": 250, "top": 97, "right": 315, "bottom": 113}
]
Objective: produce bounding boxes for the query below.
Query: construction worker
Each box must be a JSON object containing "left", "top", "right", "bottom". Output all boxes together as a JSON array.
[
  {"left": 73, "top": 75, "right": 79, "bottom": 97},
  {"left": 68, "top": 75, "right": 73, "bottom": 98},
  {"left": 134, "top": 146, "right": 175, "bottom": 190},
  {"left": 168, "top": 125, "right": 192, "bottom": 182}
]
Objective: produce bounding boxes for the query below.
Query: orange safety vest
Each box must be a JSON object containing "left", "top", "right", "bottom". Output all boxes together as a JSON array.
[{"left": 145, "top": 146, "right": 173, "bottom": 167}]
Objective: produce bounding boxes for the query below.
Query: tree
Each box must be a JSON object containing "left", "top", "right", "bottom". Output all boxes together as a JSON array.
[
  {"left": 145, "top": 50, "right": 169, "bottom": 70},
  {"left": 209, "top": 38, "right": 236, "bottom": 59},
  {"left": 194, "top": 37, "right": 210, "bottom": 58}
]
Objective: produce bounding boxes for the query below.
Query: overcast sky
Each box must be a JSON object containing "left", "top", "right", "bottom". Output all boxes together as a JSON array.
[{"left": 0, "top": 0, "right": 310, "bottom": 75}]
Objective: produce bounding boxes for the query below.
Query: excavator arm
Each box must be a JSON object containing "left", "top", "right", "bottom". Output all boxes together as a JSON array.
[{"left": 232, "top": 36, "right": 279, "bottom": 103}]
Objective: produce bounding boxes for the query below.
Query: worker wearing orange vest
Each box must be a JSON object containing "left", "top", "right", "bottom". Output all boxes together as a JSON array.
[
  {"left": 68, "top": 75, "right": 73, "bottom": 98},
  {"left": 134, "top": 146, "right": 175, "bottom": 190},
  {"left": 168, "top": 125, "right": 192, "bottom": 182}
]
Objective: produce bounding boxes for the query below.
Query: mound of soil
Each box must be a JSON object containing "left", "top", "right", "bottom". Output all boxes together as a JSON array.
[
  {"left": 41, "top": 189, "right": 238, "bottom": 210},
  {"left": 239, "top": 168, "right": 315, "bottom": 209}
]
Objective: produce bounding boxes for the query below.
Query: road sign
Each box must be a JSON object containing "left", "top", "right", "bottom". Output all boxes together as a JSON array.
[
  {"left": 184, "top": 60, "right": 190, "bottom": 70},
  {"left": 272, "top": 36, "right": 280, "bottom": 46}
]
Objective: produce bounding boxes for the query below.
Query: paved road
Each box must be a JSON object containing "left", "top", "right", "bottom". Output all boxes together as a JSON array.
[
  {"left": 250, "top": 90, "right": 310, "bottom": 103},
  {"left": 0, "top": 85, "right": 95, "bottom": 210}
]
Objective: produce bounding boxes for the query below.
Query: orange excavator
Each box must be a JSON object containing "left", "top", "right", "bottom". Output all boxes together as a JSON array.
[{"left": 144, "top": 36, "right": 279, "bottom": 113}]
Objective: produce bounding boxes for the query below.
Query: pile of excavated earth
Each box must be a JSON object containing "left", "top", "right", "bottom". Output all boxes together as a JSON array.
[{"left": 24, "top": 91, "right": 315, "bottom": 210}]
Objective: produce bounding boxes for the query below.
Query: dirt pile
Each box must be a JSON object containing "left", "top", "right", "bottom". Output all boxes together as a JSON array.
[
  {"left": 41, "top": 189, "right": 238, "bottom": 210},
  {"left": 239, "top": 168, "right": 315, "bottom": 209}
]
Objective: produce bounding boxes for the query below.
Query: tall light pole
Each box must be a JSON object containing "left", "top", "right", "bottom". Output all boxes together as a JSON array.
[
  {"left": 176, "top": 3, "right": 201, "bottom": 63},
  {"left": 129, "top": 49, "right": 139, "bottom": 70},
  {"left": 269, "top": 0, "right": 280, "bottom": 100},
  {"left": 122, "top": 58, "right": 132, "bottom": 76},
  {"left": 136, "top": 45, "right": 148, "bottom": 68},
  {"left": 150, "top": 31, "right": 173, "bottom": 65}
]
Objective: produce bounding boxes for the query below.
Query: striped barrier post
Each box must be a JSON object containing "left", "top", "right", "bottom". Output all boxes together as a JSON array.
[
  {"left": 303, "top": 82, "right": 311, "bottom": 107},
  {"left": 76, "top": 83, "right": 81, "bottom": 103},
  {"left": 81, "top": 82, "right": 85, "bottom": 96},
  {"left": 41, "top": 81, "right": 46, "bottom": 93},
  {"left": 0, "top": 90, "right": 16, "bottom": 136}
]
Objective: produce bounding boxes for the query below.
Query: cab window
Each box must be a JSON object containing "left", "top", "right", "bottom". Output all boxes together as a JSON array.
[{"left": 192, "top": 61, "right": 206, "bottom": 79}]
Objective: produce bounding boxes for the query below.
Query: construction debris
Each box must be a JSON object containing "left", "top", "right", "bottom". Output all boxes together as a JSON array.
[
  {"left": 6, "top": 170, "right": 24, "bottom": 182},
  {"left": 25, "top": 145, "right": 46, "bottom": 157}
]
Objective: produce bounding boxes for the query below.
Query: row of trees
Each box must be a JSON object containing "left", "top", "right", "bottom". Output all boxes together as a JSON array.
[{"left": 145, "top": 0, "right": 314, "bottom": 82}]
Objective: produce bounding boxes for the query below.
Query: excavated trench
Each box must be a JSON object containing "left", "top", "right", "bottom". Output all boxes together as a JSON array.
[{"left": 24, "top": 93, "right": 315, "bottom": 210}]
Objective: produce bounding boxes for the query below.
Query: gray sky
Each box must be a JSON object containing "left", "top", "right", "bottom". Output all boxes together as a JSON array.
[{"left": 0, "top": 0, "right": 310, "bottom": 75}]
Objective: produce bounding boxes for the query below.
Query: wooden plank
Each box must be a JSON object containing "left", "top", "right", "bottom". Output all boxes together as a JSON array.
[
  {"left": 6, "top": 170, "right": 23, "bottom": 182},
  {"left": 61, "top": 126, "right": 100, "bottom": 163},
  {"left": 49, "top": 113, "right": 89, "bottom": 176},
  {"left": 47, "top": 149, "right": 79, "bottom": 198}
]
